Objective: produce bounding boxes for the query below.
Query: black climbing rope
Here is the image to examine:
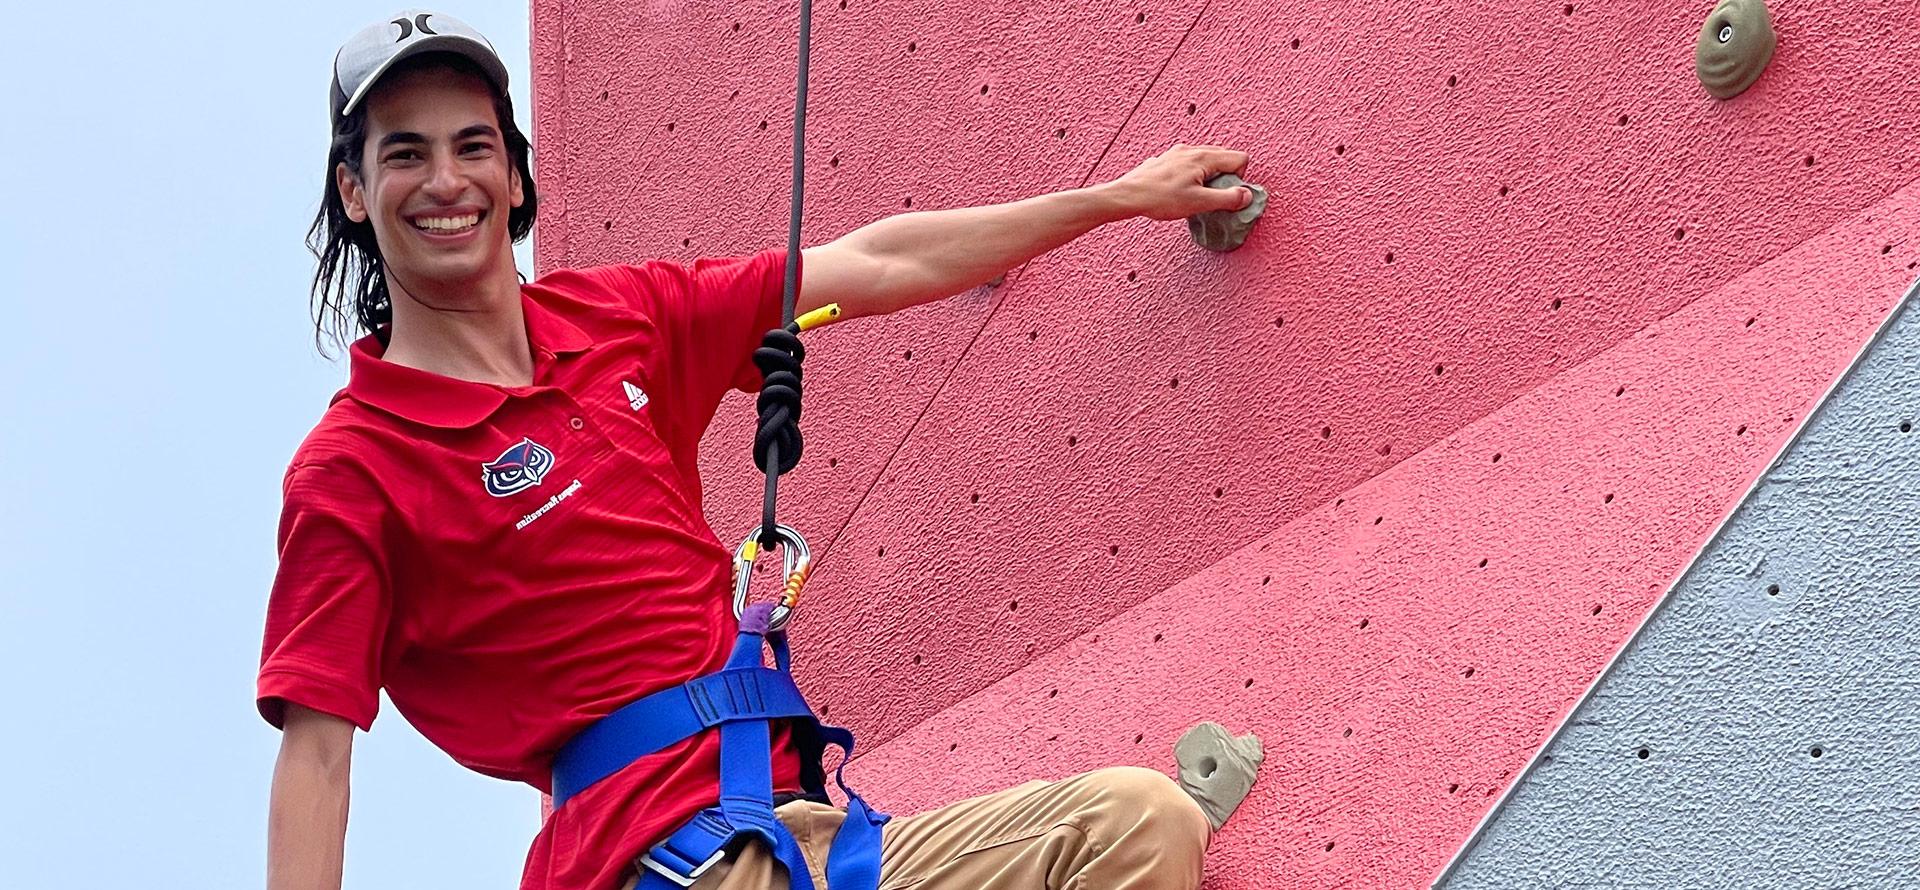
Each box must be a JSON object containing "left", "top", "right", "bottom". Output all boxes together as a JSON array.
[{"left": 753, "top": 0, "right": 817, "bottom": 551}]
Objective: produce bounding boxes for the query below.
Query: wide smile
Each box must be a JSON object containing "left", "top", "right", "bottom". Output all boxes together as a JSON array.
[{"left": 406, "top": 209, "right": 488, "bottom": 242}]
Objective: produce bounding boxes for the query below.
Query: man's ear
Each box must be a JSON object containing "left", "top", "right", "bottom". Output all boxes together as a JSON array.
[
  {"left": 337, "top": 162, "right": 369, "bottom": 223},
  {"left": 509, "top": 163, "right": 525, "bottom": 210}
]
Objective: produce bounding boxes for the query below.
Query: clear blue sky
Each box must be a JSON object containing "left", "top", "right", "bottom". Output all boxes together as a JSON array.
[{"left": 0, "top": 4, "right": 542, "bottom": 886}]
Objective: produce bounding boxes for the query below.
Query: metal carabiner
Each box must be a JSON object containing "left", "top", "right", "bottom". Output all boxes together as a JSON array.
[{"left": 732, "top": 523, "right": 812, "bottom": 632}]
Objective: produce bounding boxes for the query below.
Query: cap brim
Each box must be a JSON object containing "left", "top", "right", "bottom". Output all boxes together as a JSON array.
[{"left": 338, "top": 34, "right": 510, "bottom": 118}]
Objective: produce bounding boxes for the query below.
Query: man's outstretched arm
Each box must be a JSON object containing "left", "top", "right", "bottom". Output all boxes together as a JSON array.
[
  {"left": 799, "top": 145, "right": 1252, "bottom": 320},
  {"left": 268, "top": 704, "right": 356, "bottom": 890}
]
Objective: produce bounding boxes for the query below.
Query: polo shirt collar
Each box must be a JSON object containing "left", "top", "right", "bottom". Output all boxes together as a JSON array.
[{"left": 345, "top": 295, "right": 595, "bottom": 429}]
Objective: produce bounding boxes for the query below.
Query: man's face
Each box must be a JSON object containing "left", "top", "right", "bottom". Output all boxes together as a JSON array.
[{"left": 337, "top": 64, "right": 523, "bottom": 296}]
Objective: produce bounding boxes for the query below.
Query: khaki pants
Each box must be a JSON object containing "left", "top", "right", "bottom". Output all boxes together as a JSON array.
[{"left": 619, "top": 766, "right": 1212, "bottom": 890}]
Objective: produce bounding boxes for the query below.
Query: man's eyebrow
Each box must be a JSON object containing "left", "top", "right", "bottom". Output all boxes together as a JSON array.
[
  {"left": 377, "top": 131, "right": 428, "bottom": 150},
  {"left": 455, "top": 124, "right": 501, "bottom": 142}
]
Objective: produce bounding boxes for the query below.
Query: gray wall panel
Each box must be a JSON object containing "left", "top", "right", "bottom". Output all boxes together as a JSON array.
[{"left": 1437, "top": 285, "right": 1920, "bottom": 890}]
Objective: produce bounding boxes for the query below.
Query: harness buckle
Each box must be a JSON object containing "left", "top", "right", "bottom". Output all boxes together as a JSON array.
[
  {"left": 733, "top": 523, "right": 811, "bottom": 632},
  {"left": 637, "top": 846, "right": 726, "bottom": 888}
]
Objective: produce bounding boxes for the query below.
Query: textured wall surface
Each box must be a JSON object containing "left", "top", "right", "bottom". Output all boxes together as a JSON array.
[
  {"left": 843, "top": 188, "right": 1918, "bottom": 888},
  {"left": 535, "top": 0, "right": 1920, "bottom": 750},
  {"left": 530, "top": 0, "right": 1920, "bottom": 884},
  {"left": 1434, "top": 286, "right": 1920, "bottom": 888}
]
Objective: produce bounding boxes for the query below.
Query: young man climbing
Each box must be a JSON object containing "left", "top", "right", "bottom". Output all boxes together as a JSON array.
[{"left": 261, "top": 10, "right": 1259, "bottom": 890}]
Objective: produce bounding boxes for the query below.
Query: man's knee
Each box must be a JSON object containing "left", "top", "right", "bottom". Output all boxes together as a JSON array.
[{"left": 1084, "top": 766, "right": 1212, "bottom": 846}]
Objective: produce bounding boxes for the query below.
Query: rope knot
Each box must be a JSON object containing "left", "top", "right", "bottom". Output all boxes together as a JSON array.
[{"left": 753, "top": 326, "right": 806, "bottom": 475}]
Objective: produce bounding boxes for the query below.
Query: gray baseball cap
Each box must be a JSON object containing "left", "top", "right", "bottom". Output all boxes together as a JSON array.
[{"left": 330, "top": 10, "right": 510, "bottom": 119}]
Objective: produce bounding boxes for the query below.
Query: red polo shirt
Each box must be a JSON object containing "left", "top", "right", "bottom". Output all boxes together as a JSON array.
[{"left": 257, "top": 251, "right": 806, "bottom": 890}]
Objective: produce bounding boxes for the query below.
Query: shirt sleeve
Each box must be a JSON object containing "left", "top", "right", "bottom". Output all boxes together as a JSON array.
[
  {"left": 594, "top": 250, "right": 791, "bottom": 455},
  {"left": 256, "top": 456, "right": 395, "bottom": 732}
]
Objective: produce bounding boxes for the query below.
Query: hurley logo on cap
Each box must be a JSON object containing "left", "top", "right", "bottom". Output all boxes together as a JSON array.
[{"left": 390, "top": 13, "right": 440, "bottom": 40}]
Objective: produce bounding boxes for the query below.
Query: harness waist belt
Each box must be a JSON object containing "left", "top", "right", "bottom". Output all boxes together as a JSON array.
[{"left": 551, "top": 666, "right": 812, "bottom": 808}]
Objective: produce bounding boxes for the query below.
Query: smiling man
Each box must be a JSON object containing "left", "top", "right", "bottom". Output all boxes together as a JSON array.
[{"left": 261, "top": 9, "right": 1256, "bottom": 890}]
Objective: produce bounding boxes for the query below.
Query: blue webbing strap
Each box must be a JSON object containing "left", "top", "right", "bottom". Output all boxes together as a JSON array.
[
  {"left": 550, "top": 663, "right": 813, "bottom": 808},
  {"left": 561, "top": 609, "right": 888, "bottom": 889}
]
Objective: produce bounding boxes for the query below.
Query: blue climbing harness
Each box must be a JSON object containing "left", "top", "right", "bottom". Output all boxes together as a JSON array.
[{"left": 550, "top": 602, "right": 887, "bottom": 889}]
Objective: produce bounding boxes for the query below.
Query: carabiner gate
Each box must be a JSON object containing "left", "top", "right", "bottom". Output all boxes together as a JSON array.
[{"left": 733, "top": 523, "right": 812, "bottom": 632}]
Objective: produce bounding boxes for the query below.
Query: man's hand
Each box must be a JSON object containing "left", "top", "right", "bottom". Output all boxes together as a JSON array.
[{"left": 1104, "top": 144, "right": 1253, "bottom": 221}]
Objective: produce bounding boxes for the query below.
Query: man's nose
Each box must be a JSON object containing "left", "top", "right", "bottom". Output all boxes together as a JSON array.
[{"left": 423, "top": 152, "right": 464, "bottom": 201}]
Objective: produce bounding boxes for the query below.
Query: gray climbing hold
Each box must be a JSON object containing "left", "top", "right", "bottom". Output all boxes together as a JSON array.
[
  {"left": 1187, "top": 174, "right": 1268, "bottom": 253},
  {"left": 1174, "top": 721, "right": 1265, "bottom": 830},
  {"left": 1695, "top": 0, "right": 1775, "bottom": 99}
]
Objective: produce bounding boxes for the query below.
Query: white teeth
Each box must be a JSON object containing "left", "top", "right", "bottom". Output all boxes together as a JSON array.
[{"left": 414, "top": 213, "right": 480, "bottom": 232}]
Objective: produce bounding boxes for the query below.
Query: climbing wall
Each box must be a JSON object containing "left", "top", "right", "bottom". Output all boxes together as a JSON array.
[
  {"left": 533, "top": 0, "right": 1920, "bottom": 885},
  {"left": 1432, "top": 282, "right": 1920, "bottom": 888}
]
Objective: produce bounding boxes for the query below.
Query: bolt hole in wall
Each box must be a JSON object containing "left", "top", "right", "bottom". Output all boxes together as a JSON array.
[
  {"left": 1768, "top": 583, "right": 1781, "bottom": 596},
  {"left": 1811, "top": 746, "right": 1825, "bottom": 758}
]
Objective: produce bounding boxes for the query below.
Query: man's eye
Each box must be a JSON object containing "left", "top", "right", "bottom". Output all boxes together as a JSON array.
[
  {"left": 386, "top": 150, "right": 421, "bottom": 163},
  {"left": 461, "top": 142, "right": 494, "bottom": 155}
]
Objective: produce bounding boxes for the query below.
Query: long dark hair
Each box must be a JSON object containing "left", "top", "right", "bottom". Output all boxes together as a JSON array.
[{"left": 306, "top": 54, "right": 539, "bottom": 353}]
